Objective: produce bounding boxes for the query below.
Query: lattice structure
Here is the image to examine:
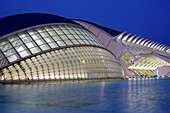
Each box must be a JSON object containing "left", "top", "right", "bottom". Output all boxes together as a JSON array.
[{"left": 0, "top": 23, "right": 123, "bottom": 83}]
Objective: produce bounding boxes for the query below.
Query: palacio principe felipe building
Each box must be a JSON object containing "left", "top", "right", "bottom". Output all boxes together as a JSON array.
[{"left": 0, "top": 13, "right": 169, "bottom": 84}]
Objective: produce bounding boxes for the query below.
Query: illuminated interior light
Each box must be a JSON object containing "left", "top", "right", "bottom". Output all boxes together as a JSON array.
[
  {"left": 19, "top": 34, "right": 26, "bottom": 38},
  {"left": 36, "top": 40, "right": 43, "bottom": 45},
  {"left": 33, "top": 77, "right": 38, "bottom": 79},
  {"left": 26, "top": 42, "right": 34, "bottom": 48},
  {"left": 45, "top": 38, "right": 51, "bottom": 43},
  {"left": 82, "top": 60, "right": 85, "bottom": 63},
  {"left": 17, "top": 46, "right": 24, "bottom": 52}
]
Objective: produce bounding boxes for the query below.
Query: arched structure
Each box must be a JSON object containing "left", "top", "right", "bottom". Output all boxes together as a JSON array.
[
  {"left": 0, "top": 13, "right": 169, "bottom": 84},
  {"left": 75, "top": 20, "right": 170, "bottom": 78},
  {"left": 0, "top": 13, "right": 124, "bottom": 84}
]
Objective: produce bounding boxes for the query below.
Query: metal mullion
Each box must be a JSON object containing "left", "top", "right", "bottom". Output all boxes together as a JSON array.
[
  {"left": 57, "top": 25, "right": 75, "bottom": 45},
  {"left": 84, "top": 47, "right": 91, "bottom": 79},
  {"left": 59, "top": 52, "right": 66, "bottom": 80},
  {"left": 53, "top": 51, "right": 61, "bottom": 82},
  {"left": 29, "top": 59, "right": 40, "bottom": 81},
  {"left": 70, "top": 26, "right": 87, "bottom": 40},
  {"left": 69, "top": 48, "right": 76, "bottom": 79},
  {"left": 0, "top": 49, "right": 9, "bottom": 64},
  {"left": 44, "top": 53, "right": 55, "bottom": 80},
  {"left": 67, "top": 48, "right": 74, "bottom": 80},
  {"left": 23, "top": 60, "right": 33, "bottom": 81},
  {"left": 74, "top": 48, "right": 81, "bottom": 80},
  {"left": 18, "top": 63, "right": 26, "bottom": 81},
  {"left": 83, "top": 30, "right": 100, "bottom": 45},
  {"left": 6, "top": 38, "right": 22, "bottom": 59},
  {"left": 0, "top": 69, "right": 5, "bottom": 81},
  {"left": 40, "top": 54, "right": 51, "bottom": 80},
  {"left": 92, "top": 48, "right": 98, "bottom": 79},
  {"left": 6, "top": 67, "right": 13, "bottom": 82},
  {"left": 16, "top": 34, "right": 33, "bottom": 55},
  {"left": 87, "top": 47, "right": 95, "bottom": 79},
  {"left": 50, "top": 26, "right": 67, "bottom": 46},
  {"left": 18, "top": 62, "right": 30, "bottom": 82},
  {"left": 12, "top": 64, "right": 20, "bottom": 81},
  {"left": 42, "top": 27, "right": 60, "bottom": 47},
  {"left": 34, "top": 56, "right": 45, "bottom": 81},
  {"left": 63, "top": 25, "right": 81, "bottom": 44},
  {"left": 48, "top": 52, "right": 58, "bottom": 80},
  {"left": 69, "top": 26, "right": 86, "bottom": 44},
  {"left": 25, "top": 31, "right": 43, "bottom": 52},
  {"left": 97, "top": 49, "right": 104, "bottom": 79},
  {"left": 34, "top": 28, "right": 52, "bottom": 49},
  {"left": 92, "top": 48, "right": 100, "bottom": 79},
  {"left": 72, "top": 26, "right": 92, "bottom": 44},
  {"left": 62, "top": 50, "right": 71, "bottom": 80},
  {"left": 9, "top": 38, "right": 20, "bottom": 45},
  {"left": 69, "top": 48, "right": 79, "bottom": 81},
  {"left": 74, "top": 47, "right": 83, "bottom": 79},
  {"left": 78, "top": 47, "right": 87, "bottom": 79}
]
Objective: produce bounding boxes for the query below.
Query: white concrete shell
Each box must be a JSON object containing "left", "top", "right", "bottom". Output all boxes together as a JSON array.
[{"left": 75, "top": 20, "right": 170, "bottom": 78}]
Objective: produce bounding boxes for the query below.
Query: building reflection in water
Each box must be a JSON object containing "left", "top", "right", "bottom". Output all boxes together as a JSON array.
[{"left": 0, "top": 79, "right": 169, "bottom": 113}]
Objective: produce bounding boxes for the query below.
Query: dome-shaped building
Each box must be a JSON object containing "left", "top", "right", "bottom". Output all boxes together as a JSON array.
[{"left": 0, "top": 13, "right": 124, "bottom": 84}]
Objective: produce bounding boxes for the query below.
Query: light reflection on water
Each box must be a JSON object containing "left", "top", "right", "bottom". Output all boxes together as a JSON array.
[{"left": 0, "top": 79, "right": 169, "bottom": 113}]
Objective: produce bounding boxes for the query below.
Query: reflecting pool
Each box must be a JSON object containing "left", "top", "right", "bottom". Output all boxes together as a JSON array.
[{"left": 0, "top": 79, "right": 170, "bottom": 113}]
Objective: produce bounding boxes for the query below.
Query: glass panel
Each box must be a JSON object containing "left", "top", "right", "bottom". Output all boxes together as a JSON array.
[
  {"left": 19, "top": 50, "right": 30, "bottom": 58},
  {"left": 36, "top": 27, "right": 45, "bottom": 33},
  {"left": 51, "top": 25, "right": 59, "bottom": 30},
  {"left": 35, "top": 39, "right": 44, "bottom": 45},
  {"left": 48, "top": 30, "right": 57, "bottom": 36},
  {"left": 30, "top": 47, "right": 40, "bottom": 54},
  {"left": 27, "top": 29, "right": 37, "bottom": 35},
  {"left": 31, "top": 34, "right": 41, "bottom": 40},
  {"left": 52, "top": 36, "right": 61, "bottom": 41},
  {"left": 8, "top": 35, "right": 19, "bottom": 42},
  {"left": 11, "top": 40, "right": 23, "bottom": 47},
  {"left": 60, "top": 35, "right": 68, "bottom": 40},
  {"left": 18, "top": 32, "right": 29, "bottom": 38},
  {"left": 7, "top": 54, "right": 18, "bottom": 62},
  {"left": 16, "top": 45, "right": 27, "bottom": 52},
  {"left": 55, "top": 29, "right": 64, "bottom": 35},
  {"left": 40, "top": 44, "right": 50, "bottom": 51},
  {"left": 64, "top": 40, "right": 73, "bottom": 45},
  {"left": 26, "top": 42, "right": 35, "bottom": 48},
  {"left": 56, "top": 41, "right": 66, "bottom": 47},
  {"left": 44, "top": 26, "right": 53, "bottom": 31},
  {"left": 71, "top": 40, "right": 79, "bottom": 44}
]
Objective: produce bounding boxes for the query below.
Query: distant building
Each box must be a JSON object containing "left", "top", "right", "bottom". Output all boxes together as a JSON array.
[{"left": 0, "top": 13, "right": 169, "bottom": 84}]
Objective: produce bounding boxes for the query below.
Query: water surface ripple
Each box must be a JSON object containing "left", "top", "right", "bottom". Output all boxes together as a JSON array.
[{"left": 0, "top": 79, "right": 169, "bottom": 113}]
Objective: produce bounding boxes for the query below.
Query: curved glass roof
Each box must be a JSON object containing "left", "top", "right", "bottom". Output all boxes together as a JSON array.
[{"left": 0, "top": 24, "right": 105, "bottom": 69}]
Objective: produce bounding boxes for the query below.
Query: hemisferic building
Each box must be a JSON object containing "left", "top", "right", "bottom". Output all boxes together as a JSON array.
[{"left": 0, "top": 13, "right": 169, "bottom": 84}]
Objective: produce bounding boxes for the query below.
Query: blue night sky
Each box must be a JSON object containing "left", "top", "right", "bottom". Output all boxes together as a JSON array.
[{"left": 0, "top": 0, "right": 170, "bottom": 46}]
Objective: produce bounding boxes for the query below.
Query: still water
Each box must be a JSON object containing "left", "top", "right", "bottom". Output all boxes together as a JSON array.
[{"left": 0, "top": 79, "right": 169, "bottom": 113}]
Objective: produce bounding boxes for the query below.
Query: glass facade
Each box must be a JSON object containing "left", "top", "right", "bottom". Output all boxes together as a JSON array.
[{"left": 0, "top": 24, "right": 124, "bottom": 83}]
